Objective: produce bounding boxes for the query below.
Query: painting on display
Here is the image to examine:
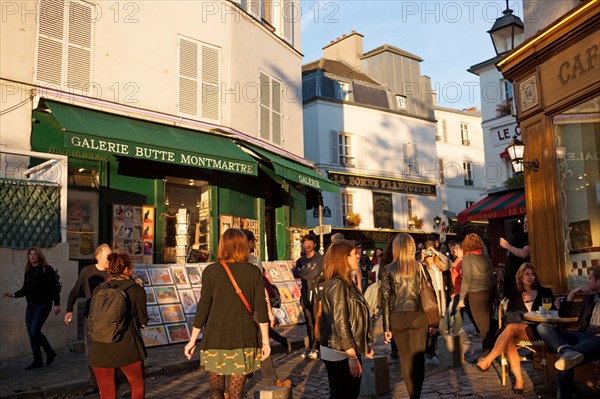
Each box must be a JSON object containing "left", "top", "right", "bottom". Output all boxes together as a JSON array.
[
  {"left": 154, "top": 286, "right": 179, "bottom": 304},
  {"left": 166, "top": 323, "right": 191, "bottom": 343},
  {"left": 67, "top": 190, "right": 99, "bottom": 260},
  {"left": 148, "top": 268, "right": 174, "bottom": 285},
  {"left": 170, "top": 265, "right": 191, "bottom": 288},
  {"left": 179, "top": 289, "right": 197, "bottom": 314},
  {"left": 186, "top": 266, "right": 202, "bottom": 286},
  {"left": 135, "top": 268, "right": 151, "bottom": 286},
  {"left": 142, "top": 206, "right": 155, "bottom": 264},
  {"left": 147, "top": 306, "right": 162, "bottom": 325},
  {"left": 141, "top": 325, "right": 169, "bottom": 347},
  {"left": 144, "top": 287, "right": 157, "bottom": 305},
  {"left": 112, "top": 204, "right": 144, "bottom": 264},
  {"left": 159, "top": 304, "right": 186, "bottom": 323}
]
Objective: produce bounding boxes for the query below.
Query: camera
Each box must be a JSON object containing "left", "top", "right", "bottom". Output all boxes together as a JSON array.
[{"left": 424, "top": 249, "right": 434, "bottom": 257}]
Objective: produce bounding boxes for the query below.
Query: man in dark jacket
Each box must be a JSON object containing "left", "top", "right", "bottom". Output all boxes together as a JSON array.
[
  {"left": 293, "top": 233, "right": 323, "bottom": 360},
  {"left": 537, "top": 266, "right": 600, "bottom": 399}
]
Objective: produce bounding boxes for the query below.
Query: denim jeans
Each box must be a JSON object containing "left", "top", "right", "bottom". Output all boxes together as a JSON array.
[
  {"left": 25, "top": 302, "right": 53, "bottom": 360},
  {"left": 537, "top": 323, "right": 600, "bottom": 398}
]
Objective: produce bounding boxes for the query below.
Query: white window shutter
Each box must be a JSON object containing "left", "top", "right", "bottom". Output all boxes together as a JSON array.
[
  {"left": 36, "top": 0, "right": 65, "bottom": 85},
  {"left": 355, "top": 136, "right": 367, "bottom": 168},
  {"left": 66, "top": 1, "right": 92, "bottom": 89},
  {"left": 248, "top": 0, "right": 262, "bottom": 19},
  {"left": 201, "top": 45, "right": 220, "bottom": 121},
  {"left": 178, "top": 38, "right": 198, "bottom": 116},
  {"left": 271, "top": 79, "right": 282, "bottom": 145},
  {"left": 411, "top": 143, "right": 418, "bottom": 173},
  {"left": 333, "top": 193, "right": 342, "bottom": 226},
  {"left": 282, "top": 0, "right": 293, "bottom": 43},
  {"left": 330, "top": 130, "right": 339, "bottom": 164},
  {"left": 259, "top": 72, "right": 271, "bottom": 141}
]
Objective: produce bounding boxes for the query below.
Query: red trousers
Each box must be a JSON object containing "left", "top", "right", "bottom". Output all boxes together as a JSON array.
[{"left": 93, "top": 360, "right": 144, "bottom": 399}]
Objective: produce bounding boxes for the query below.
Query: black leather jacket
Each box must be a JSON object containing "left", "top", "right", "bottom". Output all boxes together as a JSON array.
[
  {"left": 318, "top": 277, "right": 373, "bottom": 354},
  {"left": 380, "top": 262, "right": 425, "bottom": 332}
]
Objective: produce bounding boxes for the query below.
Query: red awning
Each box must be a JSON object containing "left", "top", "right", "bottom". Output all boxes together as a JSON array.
[{"left": 457, "top": 189, "right": 526, "bottom": 223}]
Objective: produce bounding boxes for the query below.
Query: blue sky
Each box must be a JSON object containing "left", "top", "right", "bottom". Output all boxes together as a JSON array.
[{"left": 299, "top": 0, "right": 519, "bottom": 110}]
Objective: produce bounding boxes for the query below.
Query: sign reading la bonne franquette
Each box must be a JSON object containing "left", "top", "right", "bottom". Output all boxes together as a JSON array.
[
  {"left": 328, "top": 171, "right": 436, "bottom": 196},
  {"left": 65, "top": 133, "right": 255, "bottom": 175}
]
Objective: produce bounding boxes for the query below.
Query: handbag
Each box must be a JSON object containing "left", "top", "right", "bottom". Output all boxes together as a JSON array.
[
  {"left": 220, "top": 261, "right": 263, "bottom": 344},
  {"left": 419, "top": 266, "right": 441, "bottom": 326}
]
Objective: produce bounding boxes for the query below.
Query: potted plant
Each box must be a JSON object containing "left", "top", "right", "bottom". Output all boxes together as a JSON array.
[
  {"left": 408, "top": 215, "right": 424, "bottom": 230},
  {"left": 346, "top": 212, "right": 361, "bottom": 227}
]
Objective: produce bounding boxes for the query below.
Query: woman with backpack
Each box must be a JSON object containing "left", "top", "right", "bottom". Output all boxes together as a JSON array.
[
  {"left": 88, "top": 253, "right": 148, "bottom": 399},
  {"left": 184, "top": 228, "right": 270, "bottom": 399},
  {"left": 3, "top": 247, "right": 60, "bottom": 370}
]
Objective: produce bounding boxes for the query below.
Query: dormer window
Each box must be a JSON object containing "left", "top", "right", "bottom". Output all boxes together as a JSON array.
[
  {"left": 395, "top": 95, "right": 407, "bottom": 110},
  {"left": 336, "top": 82, "right": 350, "bottom": 101}
]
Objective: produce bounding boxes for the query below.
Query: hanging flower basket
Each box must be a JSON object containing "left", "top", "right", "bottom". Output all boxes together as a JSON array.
[{"left": 408, "top": 215, "right": 423, "bottom": 230}]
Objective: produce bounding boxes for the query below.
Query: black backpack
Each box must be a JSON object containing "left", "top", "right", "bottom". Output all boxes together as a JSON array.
[
  {"left": 88, "top": 281, "right": 131, "bottom": 343},
  {"left": 44, "top": 266, "right": 62, "bottom": 295}
]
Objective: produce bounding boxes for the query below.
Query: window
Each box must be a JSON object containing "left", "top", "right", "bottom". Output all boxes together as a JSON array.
[
  {"left": 336, "top": 82, "right": 350, "bottom": 101},
  {"left": 395, "top": 95, "right": 407, "bottom": 110},
  {"left": 36, "top": 0, "right": 93, "bottom": 90},
  {"left": 463, "top": 162, "right": 473, "bottom": 186},
  {"left": 403, "top": 143, "right": 418, "bottom": 173},
  {"left": 503, "top": 80, "right": 514, "bottom": 102},
  {"left": 407, "top": 198, "right": 413, "bottom": 218},
  {"left": 341, "top": 191, "right": 354, "bottom": 227},
  {"left": 465, "top": 200, "right": 475, "bottom": 208},
  {"left": 178, "top": 37, "right": 221, "bottom": 122},
  {"left": 338, "top": 133, "right": 354, "bottom": 166},
  {"left": 461, "top": 123, "right": 470, "bottom": 145},
  {"left": 259, "top": 72, "right": 282, "bottom": 145}
]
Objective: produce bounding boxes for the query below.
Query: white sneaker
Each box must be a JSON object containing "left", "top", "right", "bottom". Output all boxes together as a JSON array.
[
  {"left": 307, "top": 349, "right": 319, "bottom": 360},
  {"left": 425, "top": 355, "right": 439, "bottom": 365},
  {"left": 555, "top": 350, "right": 584, "bottom": 371}
]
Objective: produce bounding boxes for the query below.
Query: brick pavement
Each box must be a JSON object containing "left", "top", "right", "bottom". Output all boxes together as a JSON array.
[{"left": 0, "top": 318, "right": 596, "bottom": 399}]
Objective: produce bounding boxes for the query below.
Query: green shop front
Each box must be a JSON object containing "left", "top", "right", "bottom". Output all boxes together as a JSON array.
[{"left": 31, "top": 100, "right": 337, "bottom": 265}]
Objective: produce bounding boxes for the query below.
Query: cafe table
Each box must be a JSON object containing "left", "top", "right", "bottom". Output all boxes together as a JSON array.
[{"left": 523, "top": 310, "right": 578, "bottom": 324}]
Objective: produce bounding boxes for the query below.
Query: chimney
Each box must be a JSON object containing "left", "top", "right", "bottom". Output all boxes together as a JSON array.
[{"left": 322, "top": 31, "right": 364, "bottom": 70}]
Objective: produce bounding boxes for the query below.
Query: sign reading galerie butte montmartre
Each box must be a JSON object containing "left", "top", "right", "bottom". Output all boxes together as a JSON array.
[{"left": 327, "top": 172, "right": 436, "bottom": 196}]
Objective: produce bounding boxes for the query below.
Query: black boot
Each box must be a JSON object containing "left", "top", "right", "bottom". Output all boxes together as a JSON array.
[
  {"left": 25, "top": 359, "right": 44, "bottom": 370},
  {"left": 46, "top": 350, "right": 57, "bottom": 366}
]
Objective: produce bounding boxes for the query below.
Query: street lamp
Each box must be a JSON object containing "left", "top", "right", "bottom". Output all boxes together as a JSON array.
[
  {"left": 488, "top": 0, "right": 525, "bottom": 56},
  {"left": 433, "top": 215, "right": 442, "bottom": 230},
  {"left": 506, "top": 136, "right": 538, "bottom": 173}
]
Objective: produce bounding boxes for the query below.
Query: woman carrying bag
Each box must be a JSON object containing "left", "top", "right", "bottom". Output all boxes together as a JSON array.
[{"left": 184, "top": 228, "right": 270, "bottom": 399}]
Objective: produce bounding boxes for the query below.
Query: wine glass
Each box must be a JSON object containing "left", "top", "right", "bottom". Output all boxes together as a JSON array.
[{"left": 542, "top": 298, "right": 552, "bottom": 313}]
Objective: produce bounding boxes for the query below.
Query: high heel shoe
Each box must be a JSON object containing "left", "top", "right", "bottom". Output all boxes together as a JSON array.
[{"left": 512, "top": 388, "right": 523, "bottom": 394}]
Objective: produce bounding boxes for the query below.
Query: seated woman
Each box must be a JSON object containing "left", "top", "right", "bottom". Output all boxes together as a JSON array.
[{"left": 475, "top": 262, "right": 554, "bottom": 393}]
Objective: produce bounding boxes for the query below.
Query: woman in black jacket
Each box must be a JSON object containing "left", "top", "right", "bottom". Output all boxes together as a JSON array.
[
  {"left": 3, "top": 247, "right": 60, "bottom": 370},
  {"left": 475, "top": 262, "right": 554, "bottom": 393},
  {"left": 380, "top": 234, "right": 428, "bottom": 399},
  {"left": 318, "top": 240, "right": 374, "bottom": 399},
  {"left": 88, "top": 253, "right": 148, "bottom": 399}
]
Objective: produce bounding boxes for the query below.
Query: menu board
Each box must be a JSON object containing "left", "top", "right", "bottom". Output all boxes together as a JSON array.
[{"left": 111, "top": 203, "right": 154, "bottom": 264}]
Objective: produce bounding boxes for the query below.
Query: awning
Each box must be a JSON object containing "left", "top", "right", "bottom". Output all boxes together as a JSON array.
[
  {"left": 239, "top": 144, "right": 339, "bottom": 193},
  {"left": 35, "top": 101, "right": 258, "bottom": 176},
  {"left": 457, "top": 189, "right": 526, "bottom": 223}
]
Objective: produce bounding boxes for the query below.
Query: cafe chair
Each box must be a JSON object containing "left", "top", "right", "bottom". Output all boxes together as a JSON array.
[{"left": 498, "top": 298, "right": 548, "bottom": 386}]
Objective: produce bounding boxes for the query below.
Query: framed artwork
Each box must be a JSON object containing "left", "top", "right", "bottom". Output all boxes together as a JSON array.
[
  {"left": 286, "top": 282, "right": 301, "bottom": 301},
  {"left": 186, "top": 266, "right": 202, "bottom": 286},
  {"left": 186, "top": 316, "right": 201, "bottom": 340},
  {"left": 170, "top": 265, "right": 190, "bottom": 288},
  {"left": 220, "top": 215, "right": 233, "bottom": 235},
  {"left": 278, "top": 285, "right": 293, "bottom": 302},
  {"left": 159, "top": 304, "right": 186, "bottom": 323},
  {"left": 148, "top": 268, "right": 173, "bottom": 285},
  {"left": 147, "top": 305, "right": 162, "bottom": 325},
  {"left": 135, "top": 269, "right": 151, "bottom": 286},
  {"left": 273, "top": 307, "right": 291, "bottom": 326},
  {"left": 264, "top": 263, "right": 284, "bottom": 283},
  {"left": 144, "top": 287, "right": 157, "bottom": 305},
  {"left": 179, "top": 289, "right": 198, "bottom": 314},
  {"left": 154, "top": 286, "right": 179, "bottom": 304},
  {"left": 285, "top": 303, "right": 301, "bottom": 324},
  {"left": 519, "top": 73, "right": 540, "bottom": 113},
  {"left": 66, "top": 190, "right": 98, "bottom": 260},
  {"left": 193, "top": 288, "right": 202, "bottom": 302},
  {"left": 276, "top": 262, "right": 294, "bottom": 281},
  {"left": 166, "top": 323, "right": 191, "bottom": 343},
  {"left": 141, "top": 325, "right": 169, "bottom": 347}
]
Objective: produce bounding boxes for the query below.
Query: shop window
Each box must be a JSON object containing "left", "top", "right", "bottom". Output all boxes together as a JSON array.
[
  {"left": 68, "top": 165, "right": 99, "bottom": 188},
  {"left": 163, "top": 177, "right": 211, "bottom": 263},
  {"left": 554, "top": 96, "right": 600, "bottom": 288}
]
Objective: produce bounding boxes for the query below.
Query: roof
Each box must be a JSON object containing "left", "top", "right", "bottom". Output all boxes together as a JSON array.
[
  {"left": 435, "top": 105, "right": 481, "bottom": 117},
  {"left": 361, "top": 44, "right": 423, "bottom": 62},
  {"left": 467, "top": 56, "right": 501, "bottom": 75},
  {"left": 302, "top": 59, "right": 380, "bottom": 85}
]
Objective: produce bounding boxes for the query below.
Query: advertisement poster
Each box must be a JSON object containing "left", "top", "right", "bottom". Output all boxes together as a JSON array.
[
  {"left": 67, "top": 190, "right": 98, "bottom": 259},
  {"left": 112, "top": 203, "right": 146, "bottom": 263}
]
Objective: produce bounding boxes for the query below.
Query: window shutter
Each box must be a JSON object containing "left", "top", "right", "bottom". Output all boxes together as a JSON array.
[
  {"left": 178, "top": 38, "right": 198, "bottom": 116},
  {"left": 333, "top": 193, "right": 342, "bottom": 226},
  {"left": 411, "top": 143, "right": 418, "bottom": 173},
  {"left": 37, "top": 0, "right": 65, "bottom": 85},
  {"left": 271, "top": 80, "right": 282, "bottom": 145},
  {"left": 66, "top": 1, "right": 92, "bottom": 89},
  {"left": 282, "top": 0, "right": 293, "bottom": 43},
  {"left": 442, "top": 119, "right": 447, "bottom": 142},
  {"left": 355, "top": 136, "right": 366, "bottom": 168},
  {"left": 330, "top": 130, "right": 339, "bottom": 164},
  {"left": 201, "top": 45, "right": 220, "bottom": 121},
  {"left": 247, "top": 0, "right": 261, "bottom": 19},
  {"left": 259, "top": 72, "right": 271, "bottom": 141}
]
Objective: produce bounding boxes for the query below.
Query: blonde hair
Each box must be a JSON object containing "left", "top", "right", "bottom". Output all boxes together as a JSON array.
[
  {"left": 391, "top": 234, "right": 420, "bottom": 277},
  {"left": 217, "top": 228, "right": 250, "bottom": 263},
  {"left": 515, "top": 262, "right": 539, "bottom": 291}
]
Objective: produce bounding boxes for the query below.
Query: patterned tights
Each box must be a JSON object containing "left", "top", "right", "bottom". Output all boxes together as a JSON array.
[{"left": 207, "top": 371, "right": 247, "bottom": 399}]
